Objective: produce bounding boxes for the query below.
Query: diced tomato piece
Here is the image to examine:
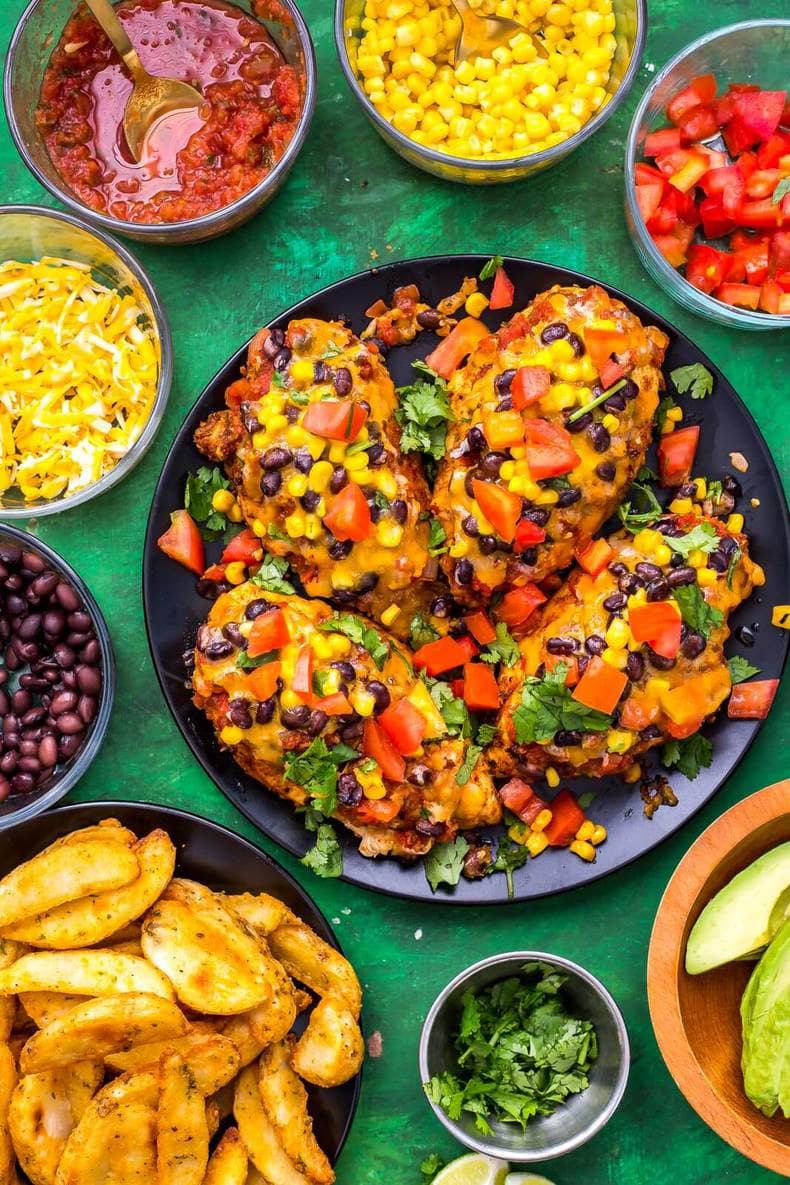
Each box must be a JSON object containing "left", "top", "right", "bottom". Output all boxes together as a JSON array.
[
  {"left": 455, "top": 635, "right": 479, "bottom": 663},
  {"left": 583, "top": 323, "right": 627, "bottom": 373},
  {"left": 574, "top": 537, "right": 614, "bottom": 578},
  {"left": 735, "top": 240, "right": 770, "bottom": 286},
  {"left": 652, "top": 227, "right": 695, "bottom": 267},
  {"left": 472, "top": 478, "right": 523, "bottom": 543},
  {"left": 731, "top": 89, "right": 787, "bottom": 145},
  {"left": 635, "top": 162, "right": 666, "bottom": 185},
  {"left": 362, "top": 720, "right": 406, "bottom": 782},
  {"left": 736, "top": 150, "right": 759, "bottom": 181},
  {"left": 497, "top": 313, "right": 528, "bottom": 347},
  {"left": 248, "top": 608, "right": 290, "bottom": 657},
  {"left": 759, "top": 278, "right": 783, "bottom": 313},
  {"left": 738, "top": 198, "right": 783, "bottom": 230},
  {"left": 636, "top": 181, "right": 665, "bottom": 223},
  {"left": 157, "top": 510, "right": 204, "bottom": 576},
  {"left": 523, "top": 419, "right": 580, "bottom": 481},
  {"left": 658, "top": 425, "right": 700, "bottom": 487},
  {"left": 731, "top": 228, "right": 769, "bottom": 251},
  {"left": 727, "top": 679, "right": 779, "bottom": 720},
  {"left": 664, "top": 185, "right": 702, "bottom": 225},
  {"left": 379, "top": 699, "right": 428, "bottom": 754},
  {"left": 666, "top": 717, "right": 704, "bottom": 740},
  {"left": 482, "top": 409, "right": 526, "bottom": 450},
  {"left": 699, "top": 196, "right": 737, "bottom": 239},
  {"left": 571, "top": 655, "right": 627, "bottom": 715},
  {"left": 745, "top": 168, "right": 781, "bottom": 200},
  {"left": 302, "top": 400, "right": 368, "bottom": 442},
  {"left": 313, "top": 691, "right": 352, "bottom": 716},
  {"left": 498, "top": 777, "right": 545, "bottom": 825},
  {"left": 220, "top": 528, "right": 260, "bottom": 566},
  {"left": 769, "top": 231, "right": 790, "bottom": 277},
  {"left": 599, "top": 358, "right": 627, "bottom": 390},
  {"left": 462, "top": 663, "right": 500, "bottom": 711},
  {"left": 544, "top": 653, "right": 579, "bottom": 686},
  {"left": 700, "top": 163, "right": 744, "bottom": 209},
  {"left": 629, "top": 601, "right": 682, "bottom": 659},
  {"left": 667, "top": 82, "right": 704, "bottom": 125},
  {"left": 514, "top": 517, "right": 546, "bottom": 552},
  {"left": 724, "top": 116, "right": 759, "bottom": 156},
  {"left": 669, "top": 150, "right": 714, "bottom": 193},
  {"left": 292, "top": 644, "right": 315, "bottom": 703},
  {"left": 619, "top": 693, "right": 660, "bottom": 732},
  {"left": 323, "top": 483, "right": 372, "bottom": 542},
  {"left": 244, "top": 661, "right": 282, "bottom": 702},
  {"left": 757, "top": 132, "right": 790, "bottom": 168},
  {"left": 543, "top": 789, "right": 586, "bottom": 847},
  {"left": 413, "top": 635, "right": 469, "bottom": 676},
  {"left": 714, "top": 282, "right": 761, "bottom": 309},
  {"left": 678, "top": 105, "right": 719, "bottom": 143},
  {"left": 511, "top": 365, "right": 551, "bottom": 409},
  {"left": 685, "top": 244, "right": 732, "bottom": 294},
  {"left": 644, "top": 127, "right": 683, "bottom": 157},
  {"left": 225, "top": 377, "right": 255, "bottom": 408},
  {"left": 450, "top": 678, "right": 464, "bottom": 699},
  {"left": 495, "top": 584, "right": 547, "bottom": 627},
  {"left": 464, "top": 611, "right": 497, "bottom": 646},
  {"left": 354, "top": 796, "right": 401, "bottom": 824},
  {"left": 424, "top": 317, "right": 488, "bottom": 379},
  {"left": 715, "top": 91, "right": 736, "bottom": 126},
  {"left": 201, "top": 563, "right": 226, "bottom": 582},
  {"left": 647, "top": 204, "right": 680, "bottom": 234},
  {"left": 489, "top": 265, "right": 515, "bottom": 310}
]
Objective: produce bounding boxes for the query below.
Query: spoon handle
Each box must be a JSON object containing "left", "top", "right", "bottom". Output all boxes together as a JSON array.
[{"left": 83, "top": 0, "right": 146, "bottom": 80}]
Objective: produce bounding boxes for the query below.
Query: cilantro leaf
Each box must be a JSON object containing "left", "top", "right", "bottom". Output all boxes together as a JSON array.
[
  {"left": 479, "top": 255, "right": 504, "bottom": 280},
  {"left": 428, "top": 517, "right": 448, "bottom": 556},
  {"left": 726, "top": 545, "right": 741, "bottom": 589},
  {"left": 251, "top": 554, "right": 295, "bottom": 595},
  {"left": 671, "top": 363, "right": 714, "bottom": 400},
  {"left": 395, "top": 362, "right": 453, "bottom": 464},
  {"left": 655, "top": 393, "right": 677, "bottom": 429},
  {"left": 409, "top": 614, "right": 440, "bottom": 649},
  {"left": 184, "top": 466, "right": 233, "bottom": 541},
  {"left": 480, "top": 622, "right": 521, "bottom": 667},
  {"left": 660, "top": 733, "right": 713, "bottom": 780},
  {"left": 456, "top": 744, "right": 482, "bottom": 786},
  {"left": 420, "top": 1154, "right": 445, "bottom": 1182},
  {"left": 267, "top": 523, "right": 289, "bottom": 543},
  {"left": 476, "top": 723, "right": 497, "bottom": 746},
  {"left": 618, "top": 479, "right": 663, "bottom": 532},
  {"left": 728, "top": 655, "right": 761, "bottom": 684},
  {"left": 283, "top": 738, "right": 358, "bottom": 816},
  {"left": 513, "top": 664, "right": 611, "bottom": 744},
  {"left": 772, "top": 176, "right": 790, "bottom": 206},
  {"left": 429, "top": 679, "right": 472, "bottom": 738},
  {"left": 317, "top": 614, "right": 389, "bottom": 670},
  {"left": 489, "top": 835, "right": 529, "bottom": 899},
  {"left": 236, "top": 649, "right": 278, "bottom": 671},
  {"left": 424, "top": 835, "right": 469, "bottom": 892},
  {"left": 300, "top": 823, "right": 343, "bottom": 879},
  {"left": 672, "top": 584, "right": 723, "bottom": 639},
  {"left": 666, "top": 522, "right": 719, "bottom": 558}
]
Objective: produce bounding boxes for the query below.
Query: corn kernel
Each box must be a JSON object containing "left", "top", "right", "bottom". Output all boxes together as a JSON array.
[
  {"left": 692, "top": 477, "right": 707, "bottom": 500},
  {"left": 527, "top": 831, "right": 549, "bottom": 857},
  {"left": 227, "top": 504, "right": 243, "bottom": 523},
  {"left": 534, "top": 488, "right": 560, "bottom": 506},
  {"left": 645, "top": 677, "right": 670, "bottom": 696},
  {"left": 211, "top": 488, "right": 235, "bottom": 513},
  {"left": 287, "top": 473, "right": 308, "bottom": 498},
  {"left": 310, "top": 635, "right": 334, "bottom": 661},
  {"left": 697, "top": 567, "right": 716, "bottom": 587},
  {"left": 726, "top": 513, "right": 744, "bottom": 533},
  {"left": 375, "top": 471, "right": 398, "bottom": 500},
  {"left": 305, "top": 433, "right": 326, "bottom": 461},
  {"left": 268, "top": 414, "right": 288, "bottom": 435},
  {"left": 661, "top": 419, "right": 675, "bottom": 435},
  {"left": 252, "top": 518, "right": 266, "bottom": 538},
  {"left": 252, "top": 430, "right": 268, "bottom": 451},
  {"left": 309, "top": 460, "right": 334, "bottom": 492},
  {"left": 669, "top": 497, "right": 693, "bottom": 514},
  {"left": 607, "top": 728, "right": 634, "bottom": 753},
  {"left": 532, "top": 808, "right": 553, "bottom": 833},
  {"left": 601, "top": 412, "right": 619, "bottom": 432},
  {"left": 605, "top": 618, "right": 631, "bottom": 648},
  {"left": 653, "top": 543, "right": 672, "bottom": 566},
  {"left": 688, "top": 549, "right": 707, "bottom": 569},
  {"left": 377, "top": 520, "right": 404, "bottom": 548},
  {"left": 666, "top": 406, "right": 683, "bottom": 423},
  {"left": 602, "top": 647, "right": 628, "bottom": 670},
  {"left": 465, "top": 291, "right": 489, "bottom": 317},
  {"left": 449, "top": 538, "right": 469, "bottom": 558},
  {"left": 220, "top": 725, "right": 244, "bottom": 746},
  {"left": 634, "top": 527, "right": 661, "bottom": 554},
  {"left": 286, "top": 424, "right": 308, "bottom": 448},
  {"left": 500, "top": 460, "right": 516, "bottom": 481},
  {"left": 329, "top": 633, "right": 353, "bottom": 656},
  {"left": 508, "top": 821, "right": 529, "bottom": 844},
  {"left": 624, "top": 764, "right": 641, "bottom": 784},
  {"left": 381, "top": 604, "right": 401, "bottom": 627},
  {"left": 304, "top": 514, "right": 323, "bottom": 541},
  {"left": 224, "top": 561, "right": 246, "bottom": 586},
  {"left": 279, "top": 688, "right": 301, "bottom": 710},
  {"left": 590, "top": 824, "right": 608, "bottom": 845},
  {"left": 290, "top": 358, "right": 314, "bottom": 386},
  {"left": 570, "top": 839, "right": 596, "bottom": 862},
  {"left": 546, "top": 766, "right": 560, "bottom": 788},
  {"left": 346, "top": 451, "right": 370, "bottom": 473},
  {"left": 351, "top": 686, "right": 376, "bottom": 717},
  {"left": 285, "top": 512, "right": 305, "bottom": 539},
  {"left": 576, "top": 819, "right": 595, "bottom": 841}
]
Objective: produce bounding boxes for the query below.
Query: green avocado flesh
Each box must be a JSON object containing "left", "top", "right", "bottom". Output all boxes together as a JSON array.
[
  {"left": 685, "top": 842, "right": 790, "bottom": 975},
  {"left": 741, "top": 916, "right": 790, "bottom": 1118}
]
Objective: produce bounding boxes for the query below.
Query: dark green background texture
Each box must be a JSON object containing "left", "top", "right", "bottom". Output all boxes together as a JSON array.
[{"left": 1, "top": 0, "right": 789, "bottom": 1181}]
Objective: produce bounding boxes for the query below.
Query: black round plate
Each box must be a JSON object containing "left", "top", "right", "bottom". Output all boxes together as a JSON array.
[
  {"left": 0, "top": 801, "right": 360, "bottom": 1167},
  {"left": 142, "top": 255, "right": 789, "bottom": 905}
]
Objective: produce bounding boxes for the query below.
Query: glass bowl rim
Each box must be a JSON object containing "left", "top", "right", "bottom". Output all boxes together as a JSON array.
[
  {"left": 624, "top": 18, "right": 790, "bottom": 330},
  {"left": 3, "top": 0, "right": 318, "bottom": 240},
  {"left": 334, "top": 0, "right": 648, "bottom": 174},
  {"left": 0, "top": 521, "right": 116, "bottom": 831}
]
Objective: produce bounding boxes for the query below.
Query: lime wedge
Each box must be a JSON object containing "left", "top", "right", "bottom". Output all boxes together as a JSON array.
[
  {"left": 432, "top": 1154, "right": 511, "bottom": 1185},
  {"left": 504, "top": 1175, "right": 557, "bottom": 1185}
]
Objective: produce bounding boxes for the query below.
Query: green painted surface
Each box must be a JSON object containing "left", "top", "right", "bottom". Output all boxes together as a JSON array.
[{"left": 1, "top": 0, "right": 789, "bottom": 1180}]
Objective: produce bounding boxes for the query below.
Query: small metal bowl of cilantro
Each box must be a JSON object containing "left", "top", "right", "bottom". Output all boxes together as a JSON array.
[{"left": 419, "top": 952, "right": 629, "bottom": 1162}]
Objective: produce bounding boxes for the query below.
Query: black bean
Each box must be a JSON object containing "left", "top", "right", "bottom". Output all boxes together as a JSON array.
[
  {"left": 522, "top": 507, "right": 550, "bottom": 526},
  {"left": 546, "top": 635, "right": 578, "bottom": 655},
  {"left": 281, "top": 705, "right": 310, "bottom": 729},
  {"left": 337, "top": 770, "right": 363, "bottom": 805},
  {"left": 520, "top": 546, "right": 536, "bottom": 564},
  {"left": 464, "top": 470, "right": 477, "bottom": 498},
  {"left": 496, "top": 395, "right": 513, "bottom": 412},
  {"left": 568, "top": 332, "right": 585, "bottom": 357},
  {"left": 603, "top": 392, "right": 626, "bottom": 413},
  {"left": 681, "top": 632, "right": 706, "bottom": 659},
  {"left": 588, "top": 422, "right": 611, "bottom": 452},
  {"left": 478, "top": 452, "right": 507, "bottom": 478},
  {"left": 260, "top": 470, "right": 282, "bottom": 497},
  {"left": 67, "top": 611, "right": 92, "bottom": 633},
  {"left": 61, "top": 670, "right": 78, "bottom": 689},
  {"left": 204, "top": 639, "right": 234, "bottom": 660},
  {"left": 43, "top": 610, "right": 66, "bottom": 635},
  {"left": 603, "top": 592, "right": 627, "bottom": 613},
  {"left": 417, "top": 308, "right": 441, "bottom": 330},
  {"left": 222, "top": 623, "right": 246, "bottom": 648},
  {"left": 366, "top": 681, "right": 391, "bottom": 713},
  {"left": 618, "top": 573, "right": 641, "bottom": 596},
  {"left": 17, "top": 614, "right": 41, "bottom": 640},
  {"left": 0, "top": 753, "right": 16, "bottom": 774},
  {"left": 329, "top": 539, "right": 354, "bottom": 561},
  {"left": 455, "top": 558, "right": 474, "bottom": 585},
  {"left": 293, "top": 448, "right": 313, "bottom": 473},
  {"left": 408, "top": 763, "right": 433, "bottom": 787},
  {"left": 273, "top": 348, "right": 291, "bottom": 371},
  {"left": 255, "top": 697, "right": 277, "bottom": 725},
  {"left": 621, "top": 379, "right": 639, "bottom": 401},
  {"left": 557, "top": 486, "right": 582, "bottom": 507},
  {"left": 357, "top": 572, "right": 379, "bottom": 594},
  {"left": 301, "top": 490, "right": 321, "bottom": 513},
  {"left": 55, "top": 713, "right": 83, "bottom": 735},
  {"left": 331, "top": 661, "right": 356, "bottom": 683},
  {"left": 429, "top": 596, "right": 452, "bottom": 619},
  {"left": 368, "top": 442, "right": 387, "bottom": 467},
  {"left": 495, "top": 369, "right": 516, "bottom": 395},
  {"left": 577, "top": 655, "right": 589, "bottom": 676},
  {"left": 334, "top": 367, "right": 353, "bottom": 396},
  {"left": 5, "top": 595, "right": 25, "bottom": 617},
  {"left": 479, "top": 535, "right": 497, "bottom": 556},
  {"left": 226, "top": 698, "right": 251, "bottom": 730},
  {"left": 462, "top": 515, "right": 479, "bottom": 537},
  {"left": 38, "top": 735, "right": 58, "bottom": 767},
  {"left": 585, "top": 634, "right": 606, "bottom": 655},
  {"left": 11, "top": 773, "right": 34, "bottom": 794},
  {"left": 391, "top": 499, "right": 408, "bottom": 524},
  {"left": 625, "top": 652, "right": 644, "bottom": 681},
  {"left": 262, "top": 446, "right": 292, "bottom": 470},
  {"left": 245, "top": 599, "right": 273, "bottom": 620},
  {"left": 31, "top": 571, "right": 58, "bottom": 598},
  {"left": 735, "top": 624, "right": 756, "bottom": 647},
  {"left": 554, "top": 729, "right": 582, "bottom": 746},
  {"left": 466, "top": 426, "right": 486, "bottom": 453},
  {"left": 329, "top": 466, "right": 348, "bottom": 494},
  {"left": 313, "top": 360, "right": 332, "bottom": 384},
  {"left": 0, "top": 544, "right": 21, "bottom": 566},
  {"left": 58, "top": 734, "right": 82, "bottom": 760},
  {"left": 76, "top": 665, "right": 101, "bottom": 695},
  {"left": 666, "top": 566, "right": 696, "bottom": 588},
  {"left": 656, "top": 519, "right": 682, "bottom": 537},
  {"left": 18, "top": 756, "right": 40, "bottom": 773},
  {"left": 676, "top": 481, "right": 697, "bottom": 498},
  {"left": 720, "top": 535, "right": 739, "bottom": 557},
  {"left": 285, "top": 404, "right": 300, "bottom": 424},
  {"left": 541, "top": 322, "right": 569, "bottom": 343},
  {"left": 11, "top": 689, "right": 31, "bottom": 715},
  {"left": 635, "top": 561, "right": 662, "bottom": 582},
  {"left": 306, "top": 709, "right": 329, "bottom": 737},
  {"left": 641, "top": 724, "right": 662, "bottom": 741},
  {"left": 708, "top": 549, "right": 729, "bottom": 573},
  {"left": 596, "top": 462, "right": 616, "bottom": 482},
  {"left": 645, "top": 646, "right": 676, "bottom": 670},
  {"left": 49, "top": 686, "right": 78, "bottom": 714},
  {"left": 262, "top": 327, "right": 284, "bottom": 358},
  {"left": 723, "top": 473, "right": 742, "bottom": 498},
  {"left": 417, "top": 818, "right": 446, "bottom": 838}
]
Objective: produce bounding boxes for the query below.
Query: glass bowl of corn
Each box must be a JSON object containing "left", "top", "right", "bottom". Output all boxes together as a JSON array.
[
  {"left": 0, "top": 205, "right": 172, "bottom": 517},
  {"left": 335, "top": 0, "right": 646, "bottom": 182}
]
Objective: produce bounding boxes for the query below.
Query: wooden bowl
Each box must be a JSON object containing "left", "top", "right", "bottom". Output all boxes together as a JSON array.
[{"left": 648, "top": 779, "right": 790, "bottom": 1175}]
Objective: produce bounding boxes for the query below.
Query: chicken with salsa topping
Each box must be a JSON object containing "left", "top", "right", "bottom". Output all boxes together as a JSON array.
[
  {"left": 490, "top": 513, "right": 764, "bottom": 780},
  {"left": 192, "top": 583, "right": 500, "bottom": 858},
  {"left": 431, "top": 285, "right": 669, "bottom": 616}
]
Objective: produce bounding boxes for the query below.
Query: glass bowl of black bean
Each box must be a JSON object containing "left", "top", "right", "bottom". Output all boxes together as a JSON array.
[{"left": 0, "top": 524, "right": 115, "bottom": 830}]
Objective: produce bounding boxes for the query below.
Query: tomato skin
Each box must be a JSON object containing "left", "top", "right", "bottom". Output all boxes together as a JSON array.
[
  {"left": 571, "top": 655, "right": 628, "bottom": 716},
  {"left": 543, "top": 789, "right": 586, "bottom": 847},
  {"left": 378, "top": 699, "right": 428, "bottom": 755},
  {"left": 523, "top": 419, "right": 580, "bottom": 481},
  {"left": 489, "top": 265, "right": 515, "bottom": 310},
  {"left": 425, "top": 317, "right": 488, "bottom": 379},
  {"left": 302, "top": 401, "right": 368, "bottom": 442},
  {"left": 157, "top": 510, "right": 205, "bottom": 576},
  {"left": 574, "top": 538, "right": 614, "bottom": 578},
  {"left": 678, "top": 105, "right": 718, "bottom": 142},
  {"left": 644, "top": 127, "right": 683, "bottom": 157},
  {"left": 728, "top": 679, "right": 779, "bottom": 719},
  {"left": 731, "top": 89, "right": 787, "bottom": 144},
  {"left": 244, "top": 661, "right": 282, "bottom": 702},
  {"left": 464, "top": 611, "right": 496, "bottom": 646},
  {"left": 413, "top": 636, "right": 469, "bottom": 676},
  {"left": 636, "top": 181, "right": 665, "bottom": 223},
  {"left": 658, "top": 425, "right": 700, "bottom": 487},
  {"left": 714, "top": 282, "right": 761, "bottom": 309},
  {"left": 514, "top": 517, "right": 546, "bottom": 552},
  {"left": 292, "top": 645, "right": 315, "bottom": 703},
  {"left": 511, "top": 365, "right": 550, "bottom": 409},
  {"left": 483, "top": 409, "right": 526, "bottom": 450},
  {"left": 220, "top": 529, "right": 260, "bottom": 566},
  {"left": 495, "top": 584, "right": 547, "bottom": 627},
  {"left": 472, "top": 479, "right": 523, "bottom": 544},
  {"left": 686, "top": 244, "right": 732, "bottom": 295},
  {"left": 698, "top": 197, "right": 737, "bottom": 240},
  {"left": 354, "top": 796, "right": 401, "bottom": 824},
  {"left": 629, "top": 601, "right": 682, "bottom": 659},
  {"left": 462, "top": 663, "right": 500, "bottom": 711},
  {"left": 362, "top": 720, "right": 406, "bottom": 782},
  {"left": 323, "top": 483, "right": 372, "bottom": 542},
  {"left": 498, "top": 777, "right": 545, "bottom": 825},
  {"left": 248, "top": 608, "right": 291, "bottom": 657}
]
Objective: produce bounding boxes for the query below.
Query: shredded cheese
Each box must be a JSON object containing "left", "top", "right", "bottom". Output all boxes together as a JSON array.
[{"left": 0, "top": 257, "right": 158, "bottom": 501}]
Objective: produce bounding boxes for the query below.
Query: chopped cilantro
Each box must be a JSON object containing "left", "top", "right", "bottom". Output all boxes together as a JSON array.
[
  {"left": 480, "top": 622, "right": 521, "bottom": 667},
  {"left": 577, "top": 789, "right": 598, "bottom": 811},
  {"left": 479, "top": 255, "right": 504, "bottom": 280},
  {"left": 672, "top": 584, "right": 723, "bottom": 639},
  {"left": 728, "top": 655, "right": 761, "bottom": 684},
  {"left": 424, "top": 961, "right": 598, "bottom": 1134},
  {"left": 429, "top": 679, "right": 472, "bottom": 738},
  {"left": 671, "top": 363, "right": 714, "bottom": 401},
  {"left": 655, "top": 393, "right": 677, "bottom": 429},
  {"left": 289, "top": 390, "right": 309, "bottom": 405},
  {"left": 236, "top": 649, "right": 278, "bottom": 671},
  {"left": 300, "top": 823, "right": 343, "bottom": 879},
  {"left": 424, "top": 835, "right": 469, "bottom": 892},
  {"left": 456, "top": 743, "right": 482, "bottom": 786},
  {"left": 267, "top": 523, "right": 289, "bottom": 543},
  {"left": 409, "top": 614, "right": 440, "bottom": 649},
  {"left": 283, "top": 738, "right": 359, "bottom": 816},
  {"left": 567, "top": 379, "right": 626, "bottom": 424},
  {"left": 184, "top": 466, "right": 233, "bottom": 541},
  {"left": 420, "top": 1154, "right": 445, "bottom": 1182},
  {"left": 321, "top": 341, "right": 346, "bottom": 359},
  {"left": 706, "top": 478, "right": 723, "bottom": 502},
  {"left": 666, "top": 522, "right": 719, "bottom": 558},
  {"left": 772, "top": 177, "right": 790, "bottom": 205},
  {"left": 395, "top": 361, "right": 453, "bottom": 465},
  {"left": 428, "top": 517, "right": 448, "bottom": 556},
  {"left": 317, "top": 614, "right": 389, "bottom": 670},
  {"left": 726, "top": 545, "right": 742, "bottom": 589},
  {"left": 618, "top": 479, "right": 663, "bottom": 532},
  {"left": 271, "top": 370, "right": 286, "bottom": 389},
  {"left": 489, "top": 835, "right": 529, "bottom": 899},
  {"left": 512, "top": 663, "right": 611, "bottom": 744},
  {"left": 660, "top": 734, "right": 713, "bottom": 781},
  {"left": 636, "top": 464, "right": 658, "bottom": 482},
  {"left": 476, "top": 723, "right": 497, "bottom": 746},
  {"left": 251, "top": 554, "right": 295, "bottom": 595}
]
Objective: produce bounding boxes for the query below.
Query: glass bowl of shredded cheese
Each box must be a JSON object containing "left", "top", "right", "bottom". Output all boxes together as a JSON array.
[{"left": 0, "top": 205, "right": 171, "bottom": 516}]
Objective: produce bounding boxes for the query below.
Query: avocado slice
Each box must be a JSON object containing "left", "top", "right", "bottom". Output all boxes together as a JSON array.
[
  {"left": 741, "top": 916, "right": 790, "bottom": 1118},
  {"left": 685, "top": 842, "right": 790, "bottom": 975}
]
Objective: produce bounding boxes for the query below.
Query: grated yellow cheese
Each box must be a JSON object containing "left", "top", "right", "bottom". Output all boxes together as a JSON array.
[{"left": 0, "top": 257, "right": 158, "bottom": 501}]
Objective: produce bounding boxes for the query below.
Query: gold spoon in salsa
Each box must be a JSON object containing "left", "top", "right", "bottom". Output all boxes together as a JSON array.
[
  {"left": 83, "top": 0, "right": 204, "bottom": 162},
  {"left": 450, "top": 0, "right": 548, "bottom": 63}
]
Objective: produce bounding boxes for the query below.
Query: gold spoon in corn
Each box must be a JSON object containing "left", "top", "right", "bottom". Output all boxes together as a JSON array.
[{"left": 450, "top": 0, "right": 548, "bottom": 63}]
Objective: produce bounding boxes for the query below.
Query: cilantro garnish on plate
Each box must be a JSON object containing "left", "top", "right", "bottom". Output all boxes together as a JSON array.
[
  {"left": 479, "top": 255, "right": 504, "bottom": 280},
  {"left": 660, "top": 734, "right": 713, "bottom": 781},
  {"left": 513, "top": 663, "right": 611, "bottom": 744},
  {"left": 424, "top": 961, "right": 598, "bottom": 1133},
  {"left": 409, "top": 615, "right": 440, "bottom": 649},
  {"left": 672, "top": 584, "right": 723, "bottom": 639},
  {"left": 283, "top": 737, "right": 359, "bottom": 816},
  {"left": 300, "top": 823, "right": 343, "bottom": 879},
  {"left": 395, "top": 361, "right": 453, "bottom": 472},
  {"left": 671, "top": 362, "right": 714, "bottom": 400},
  {"left": 184, "top": 466, "right": 233, "bottom": 541},
  {"left": 317, "top": 614, "right": 389, "bottom": 670},
  {"left": 423, "top": 835, "right": 469, "bottom": 892},
  {"left": 728, "top": 655, "right": 761, "bottom": 684},
  {"left": 666, "top": 522, "right": 719, "bottom": 558},
  {"left": 480, "top": 622, "right": 520, "bottom": 667},
  {"left": 618, "top": 477, "right": 663, "bottom": 532},
  {"left": 251, "top": 554, "right": 295, "bottom": 595}
]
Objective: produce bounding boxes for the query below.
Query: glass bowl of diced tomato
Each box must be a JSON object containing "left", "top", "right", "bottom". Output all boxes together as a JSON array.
[{"left": 625, "top": 20, "right": 790, "bottom": 329}]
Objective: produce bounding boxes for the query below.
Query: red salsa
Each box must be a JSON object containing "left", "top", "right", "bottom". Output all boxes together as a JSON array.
[{"left": 36, "top": 0, "right": 303, "bottom": 223}]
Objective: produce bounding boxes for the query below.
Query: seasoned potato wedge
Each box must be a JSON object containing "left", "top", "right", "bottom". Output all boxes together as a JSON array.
[
  {"left": 0, "top": 1043, "right": 17, "bottom": 1185},
  {"left": 233, "top": 1065, "right": 310, "bottom": 1185},
  {"left": 289, "top": 997, "right": 363, "bottom": 1089},
  {"left": 8, "top": 1061, "right": 102, "bottom": 1185},
  {"left": 53, "top": 821, "right": 137, "bottom": 850},
  {"left": 18, "top": 993, "right": 85, "bottom": 1029},
  {"left": 258, "top": 1040, "right": 333, "bottom": 1185},
  {"left": 226, "top": 894, "right": 296, "bottom": 936},
  {"left": 267, "top": 924, "right": 361, "bottom": 1018},
  {"left": 218, "top": 1013, "right": 267, "bottom": 1070},
  {"left": 156, "top": 1051, "right": 210, "bottom": 1185},
  {"left": 0, "top": 841, "right": 140, "bottom": 931},
  {"left": 106, "top": 1031, "right": 240, "bottom": 1096},
  {"left": 0, "top": 941, "right": 23, "bottom": 1043},
  {"left": 203, "top": 1128, "right": 248, "bottom": 1185},
  {"left": 142, "top": 881, "right": 275, "bottom": 1015},
  {"left": 0, "top": 950, "right": 175, "bottom": 1001},
  {"left": 54, "top": 1097, "right": 157, "bottom": 1185},
  {"left": 1, "top": 831, "right": 176, "bottom": 950},
  {"left": 20, "top": 993, "right": 189, "bottom": 1074}
]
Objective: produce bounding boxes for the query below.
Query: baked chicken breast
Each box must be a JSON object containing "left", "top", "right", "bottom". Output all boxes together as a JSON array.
[
  {"left": 431, "top": 285, "right": 669, "bottom": 608},
  {"left": 195, "top": 318, "right": 441, "bottom": 638},
  {"left": 192, "top": 583, "right": 500, "bottom": 858},
  {"left": 490, "top": 513, "right": 764, "bottom": 779}
]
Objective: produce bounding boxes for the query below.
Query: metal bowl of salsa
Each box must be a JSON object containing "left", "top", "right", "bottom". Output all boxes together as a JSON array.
[{"left": 4, "top": 0, "right": 317, "bottom": 245}]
